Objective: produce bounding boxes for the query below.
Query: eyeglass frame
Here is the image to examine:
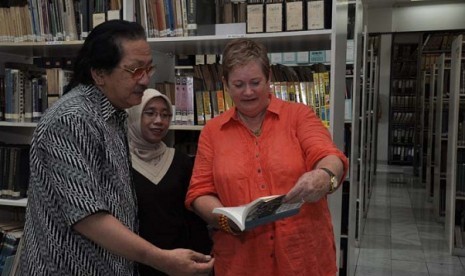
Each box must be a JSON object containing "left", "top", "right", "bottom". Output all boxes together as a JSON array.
[
  {"left": 142, "top": 110, "right": 173, "bottom": 122},
  {"left": 120, "top": 64, "right": 156, "bottom": 80}
]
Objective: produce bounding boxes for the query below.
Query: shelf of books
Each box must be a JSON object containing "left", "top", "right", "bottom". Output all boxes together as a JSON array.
[
  {"left": 388, "top": 39, "right": 420, "bottom": 166},
  {"left": 445, "top": 35, "right": 465, "bottom": 255}
]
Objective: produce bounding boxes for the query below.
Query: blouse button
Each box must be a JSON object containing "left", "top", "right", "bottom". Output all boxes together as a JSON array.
[{"left": 260, "top": 184, "right": 266, "bottom": 189}]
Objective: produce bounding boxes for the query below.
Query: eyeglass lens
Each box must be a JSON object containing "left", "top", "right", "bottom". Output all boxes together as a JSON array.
[{"left": 133, "top": 66, "right": 154, "bottom": 79}]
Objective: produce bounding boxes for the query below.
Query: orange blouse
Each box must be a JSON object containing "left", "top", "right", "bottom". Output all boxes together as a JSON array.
[{"left": 186, "top": 94, "right": 349, "bottom": 276}]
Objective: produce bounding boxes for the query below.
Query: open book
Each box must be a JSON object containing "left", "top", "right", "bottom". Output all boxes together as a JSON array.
[{"left": 213, "top": 195, "right": 303, "bottom": 231}]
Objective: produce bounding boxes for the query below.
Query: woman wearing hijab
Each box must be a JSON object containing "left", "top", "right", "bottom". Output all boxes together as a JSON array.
[{"left": 127, "top": 88, "right": 212, "bottom": 276}]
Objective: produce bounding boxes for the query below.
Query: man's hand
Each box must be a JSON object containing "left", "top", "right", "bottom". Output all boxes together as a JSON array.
[{"left": 157, "top": 248, "right": 214, "bottom": 276}]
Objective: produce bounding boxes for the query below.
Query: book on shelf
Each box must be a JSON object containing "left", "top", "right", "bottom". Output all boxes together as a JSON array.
[
  {"left": 216, "top": 0, "right": 247, "bottom": 24},
  {"left": 6, "top": 233, "right": 23, "bottom": 276},
  {"left": 3, "top": 62, "right": 48, "bottom": 123},
  {"left": 285, "top": 0, "right": 304, "bottom": 31},
  {"left": 0, "top": 144, "right": 30, "bottom": 200},
  {"left": 202, "top": 90, "right": 213, "bottom": 122},
  {"left": 0, "top": 0, "right": 126, "bottom": 42},
  {"left": 186, "top": 0, "right": 197, "bottom": 36},
  {"left": 174, "top": 0, "right": 184, "bottom": 36},
  {"left": 212, "top": 195, "right": 303, "bottom": 231},
  {"left": 265, "top": 1, "right": 283, "bottom": 33},
  {"left": 246, "top": 1, "right": 264, "bottom": 33},
  {"left": 210, "top": 90, "right": 220, "bottom": 118},
  {"left": 223, "top": 90, "right": 234, "bottom": 110},
  {"left": 155, "top": 81, "right": 176, "bottom": 105},
  {"left": 0, "top": 221, "right": 24, "bottom": 275},
  {"left": 194, "top": 91, "right": 205, "bottom": 125},
  {"left": 175, "top": 75, "right": 199, "bottom": 125},
  {"left": 164, "top": 0, "right": 176, "bottom": 37},
  {"left": 0, "top": 228, "right": 23, "bottom": 273},
  {"left": 307, "top": 0, "right": 332, "bottom": 30}
]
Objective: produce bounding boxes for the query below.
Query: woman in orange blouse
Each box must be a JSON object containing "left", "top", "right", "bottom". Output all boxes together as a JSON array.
[{"left": 185, "top": 38, "right": 348, "bottom": 276}]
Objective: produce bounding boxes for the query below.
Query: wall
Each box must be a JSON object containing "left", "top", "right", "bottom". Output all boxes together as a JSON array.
[{"left": 368, "top": 2, "right": 465, "bottom": 33}]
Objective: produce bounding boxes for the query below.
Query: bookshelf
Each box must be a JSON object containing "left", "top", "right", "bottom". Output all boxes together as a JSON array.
[
  {"left": 388, "top": 39, "right": 420, "bottom": 166},
  {"left": 345, "top": 3, "right": 363, "bottom": 274},
  {"left": 0, "top": 0, "right": 350, "bottom": 270},
  {"left": 364, "top": 37, "right": 379, "bottom": 206},
  {"left": 419, "top": 64, "right": 437, "bottom": 199},
  {"left": 445, "top": 35, "right": 465, "bottom": 255},
  {"left": 352, "top": 32, "right": 379, "bottom": 240}
]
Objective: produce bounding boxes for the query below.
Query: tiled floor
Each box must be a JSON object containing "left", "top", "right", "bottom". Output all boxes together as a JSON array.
[{"left": 354, "top": 167, "right": 465, "bottom": 276}]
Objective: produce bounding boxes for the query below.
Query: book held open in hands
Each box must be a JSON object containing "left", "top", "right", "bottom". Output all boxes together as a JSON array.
[{"left": 212, "top": 195, "right": 303, "bottom": 231}]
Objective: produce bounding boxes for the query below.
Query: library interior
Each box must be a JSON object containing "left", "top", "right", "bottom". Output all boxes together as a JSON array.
[{"left": 0, "top": 0, "right": 465, "bottom": 275}]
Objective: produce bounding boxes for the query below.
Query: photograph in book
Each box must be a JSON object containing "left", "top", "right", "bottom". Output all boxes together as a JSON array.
[{"left": 212, "top": 195, "right": 303, "bottom": 231}]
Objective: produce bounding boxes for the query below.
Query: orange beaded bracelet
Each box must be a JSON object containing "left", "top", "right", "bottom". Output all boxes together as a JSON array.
[{"left": 218, "top": 214, "right": 239, "bottom": 235}]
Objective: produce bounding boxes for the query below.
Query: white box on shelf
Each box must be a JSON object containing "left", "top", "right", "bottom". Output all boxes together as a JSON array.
[
  {"left": 347, "top": 40, "right": 354, "bottom": 62},
  {"left": 270, "top": 53, "right": 283, "bottom": 64},
  {"left": 296, "top": 51, "right": 309, "bottom": 63},
  {"left": 345, "top": 99, "right": 352, "bottom": 121},
  {"left": 215, "top": 23, "right": 246, "bottom": 35},
  {"left": 282, "top": 52, "right": 297, "bottom": 64}
]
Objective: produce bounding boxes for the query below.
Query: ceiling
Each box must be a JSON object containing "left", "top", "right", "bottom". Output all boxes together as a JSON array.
[
  {"left": 364, "top": 0, "right": 456, "bottom": 8},
  {"left": 364, "top": 0, "right": 410, "bottom": 8}
]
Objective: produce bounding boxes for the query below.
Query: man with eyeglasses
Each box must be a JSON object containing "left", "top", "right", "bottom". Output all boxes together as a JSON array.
[{"left": 20, "top": 20, "right": 214, "bottom": 276}]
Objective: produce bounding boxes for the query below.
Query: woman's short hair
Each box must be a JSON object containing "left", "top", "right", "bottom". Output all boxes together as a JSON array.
[{"left": 221, "top": 38, "right": 270, "bottom": 82}]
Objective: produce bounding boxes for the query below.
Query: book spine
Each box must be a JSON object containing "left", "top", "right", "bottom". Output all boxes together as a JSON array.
[
  {"left": 186, "top": 0, "right": 197, "bottom": 36},
  {"left": 185, "top": 76, "right": 195, "bottom": 125},
  {"left": 181, "top": 0, "right": 188, "bottom": 36},
  {"left": 195, "top": 90, "right": 205, "bottom": 125}
]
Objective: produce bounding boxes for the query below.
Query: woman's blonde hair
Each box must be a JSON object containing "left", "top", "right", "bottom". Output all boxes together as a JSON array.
[{"left": 221, "top": 38, "right": 271, "bottom": 82}]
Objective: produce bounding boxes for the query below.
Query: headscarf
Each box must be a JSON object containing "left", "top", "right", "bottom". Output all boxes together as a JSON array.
[{"left": 127, "top": 89, "right": 175, "bottom": 185}]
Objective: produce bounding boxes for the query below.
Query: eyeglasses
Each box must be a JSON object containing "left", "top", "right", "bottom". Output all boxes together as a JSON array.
[
  {"left": 142, "top": 110, "right": 172, "bottom": 121},
  {"left": 121, "top": 64, "right": 155, "bottom": 80}
]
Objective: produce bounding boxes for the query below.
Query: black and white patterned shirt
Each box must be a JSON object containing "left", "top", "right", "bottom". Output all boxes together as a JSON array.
[{"left": 20, "top": 85, "right": 137, "bottom": 276}]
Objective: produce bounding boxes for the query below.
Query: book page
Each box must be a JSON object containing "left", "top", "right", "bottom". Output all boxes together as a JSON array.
[
  {"left": 245, "top": 195, "right": 286, "bottom": 222},
  {"left": 213, "top": 205, "right": 248, "bottom": 230}
]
